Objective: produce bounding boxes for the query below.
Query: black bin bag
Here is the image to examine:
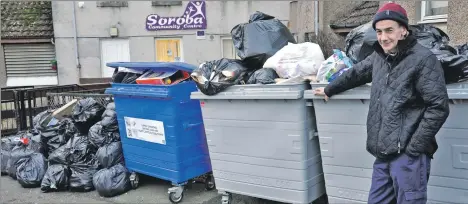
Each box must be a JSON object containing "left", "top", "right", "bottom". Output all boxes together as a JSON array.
[
  {"left": 191, "top": 58, "right": 251, "bottom": 95},
  {"left": 101, "top": 109, "right": 118, "bottom": 132},
  {"left": 96, "top": 141, "right": 124, "bottom": 168},
  {"left": 40, "top": 118, "right": 76, "bottom": 157},
  {"left": 92, "top": 163, "right": 131, "bottom": 197},
  {"left": 231, "top": 11, "right": 296, "bottom": 69},
  {"left": 88, "top": 122, "right": 120, "bottom": 148},
  {"left": 71, "top": 98, "right": 105, "bottom": 134},
  {"left": 41, "top": 164, "right": 70, "bottom": 192},
  {"left": 48, "top": 135, "right": 94, "bottom": 165},
  {"left": 32, "top": 110, "right": 52, "bottom": 130},
  {"left": 7, "top": 139, "right": 43, "bottom": 179},
  {"left": 1, "top": 135, "right": 22, "bottom": 174},
  {"left": 246, "top": 68, "right": 279, "bottom": 84},
  {"left": 16, "top": 153, "right": 48, "bottom": 188},
  {"left": 69, "top": 155, "right": 100, "bottom": 192},
  {"left": 345, "top": 22, "right": 468, "bottom": 83},
  {"left": 455, "top": 43, "right": 468, "bottom": 56},
  {"left": 344, "top": 22, "right": 376, "bottom": 64}
]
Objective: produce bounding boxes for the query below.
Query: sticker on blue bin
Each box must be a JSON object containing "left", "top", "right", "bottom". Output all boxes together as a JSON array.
[{"left": 124, "top": 116, "right": 166, "bottom": 145}]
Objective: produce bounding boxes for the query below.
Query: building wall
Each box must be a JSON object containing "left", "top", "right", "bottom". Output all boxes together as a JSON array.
[
  {"left": 289, "top": 1, "right": 315, "bottom": 42},
  {"left": 52, "top": 1, "right": 290, "bottom": 84},
  {"left": 447, "top": 0, "right": 468, "bottom": 45}
]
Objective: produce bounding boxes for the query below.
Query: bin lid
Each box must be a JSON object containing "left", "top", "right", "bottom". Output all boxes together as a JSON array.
[{"left": 106, "top": 62, "right": 197, "bottom": 73}]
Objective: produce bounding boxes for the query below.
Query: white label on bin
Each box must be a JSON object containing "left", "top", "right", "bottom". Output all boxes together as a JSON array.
[{"left": 124, "top": 117, "right": 166, "bottom": 145}]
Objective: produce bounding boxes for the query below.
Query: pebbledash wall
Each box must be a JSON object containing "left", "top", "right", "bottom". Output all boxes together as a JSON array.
[{"left": 52, "top": 1, "right": 290, "bottom": 84}]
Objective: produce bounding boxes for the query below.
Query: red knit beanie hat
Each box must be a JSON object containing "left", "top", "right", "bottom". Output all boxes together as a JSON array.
[{"left": 372, "top": 2, "right": 409, "bottom": 30}]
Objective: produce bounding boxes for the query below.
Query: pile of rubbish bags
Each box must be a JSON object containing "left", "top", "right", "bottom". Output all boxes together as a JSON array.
[
  {"left": 1, "top": 100, "right": 131, "bottom": 198},
  {"left": 345, "top": 22, "right": 468, "bottom": 83},
  {"left": 191, "top": 11, "right": 360, "bottom": 95},
  {"left": 191, "top": 11, "right": 329, "bottom": 95}
]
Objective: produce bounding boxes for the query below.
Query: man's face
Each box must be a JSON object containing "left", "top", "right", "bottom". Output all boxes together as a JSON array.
[{"left": 375, "top": 20, "right": 407, "bottom": 53}]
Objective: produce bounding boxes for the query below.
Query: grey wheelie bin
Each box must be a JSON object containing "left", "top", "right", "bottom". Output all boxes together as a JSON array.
[
  {"left": 304, "top": 82, "right": 468, "bottom": 204},
  {"left": 190, "top": 83, "right": 326, "bottom": 204}
]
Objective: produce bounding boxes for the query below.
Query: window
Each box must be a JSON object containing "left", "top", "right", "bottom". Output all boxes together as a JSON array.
[
  {"left": 152, "top": 1, "right": 182, "bottom": 7},
  {"left": 96, "top": 1, "right": 128, "bottom": 7},
  {"left": 221, "top": 38, "right": 239, "bottom": 59},
  {"left": 420, "top": 1, "right": 448, "bottom": 22}
]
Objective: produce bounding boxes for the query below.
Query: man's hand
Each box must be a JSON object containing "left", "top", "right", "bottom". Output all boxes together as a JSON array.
[{"left": 314, "top": 87, "right": 329, "bottom": 101}]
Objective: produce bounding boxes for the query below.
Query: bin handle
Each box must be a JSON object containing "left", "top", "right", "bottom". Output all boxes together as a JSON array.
[
  {"left": 183, "top": 122, "right": 202, "bottom": 130},
  {"left": 107, "top": 89, "right": 170, "bottom": 99}
]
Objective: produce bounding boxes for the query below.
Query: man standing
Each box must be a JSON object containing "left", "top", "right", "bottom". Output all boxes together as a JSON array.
[{"left": 314, "top": 3, "right": 450, "bottom": 204}]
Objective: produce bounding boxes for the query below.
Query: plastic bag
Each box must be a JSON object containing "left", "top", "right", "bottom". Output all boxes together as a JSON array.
[
  {"left": 96, "top": 142, "right": 124, "bottom": 168},
  {"left": 246, "top": 68, "right": 279, "bottom": 84},
  {"left": 1, "top": 135, "right": 21, "bottom": 174},
  {"left": 92, "top": 163, "right": 131, "bottom": 197},
  {"left": 344, "top": 22, "right": 377, "bottom": 64},
  {"left": 69, "top": 155, "right": 100, "bottom": 192},
  {"left": 40, "top": 118, "right": 75, "bottom": 157},
  {"left": 231, "top": 11, "right": 296, "bottom": 69},
  {"left": 41, "top": 164, "right": 70, "bottom": 192},
  {"left": 33, "top": 110, "right": 52, "bottom": 130},
  {"left": 1, "top": 151, "right": 11, "bottom": 175},
  {"left": 101, "top": 109, "right": 118, "bottom": 132},
  {"left": 88, "top": 122, "right": 120, "bottom": 148},
  {"left": 410, "top": 24, "right": 450, "bottom": 49},
  {"left": 16, "top": 153, "right": 48, "bottom": 188},
  {"left": 48, "top": 135, "right": 95, "bottom": 165},
  {"left": 71, "top": 98, "right": 105, "bottom": 134},
  {"left": 430, "top": 45, "right": 468, "bottom": 83},
  {"left": 317, "top": 49, "right": 354, "bottom": 82},
  {"left": 191, "top": 58, "right": 251, "bottom": 95},
  {"left": 7, "top": 138, "right": 43, "bottom": 179},
  {"left": 455, "top": 43, "right": 468, "bottom": 56},
  {"left": 106, "top": 102, "right": 116, "bottom": 111},
  {"left": 263, "top": 42, "right": 325, "bottom": 78}
]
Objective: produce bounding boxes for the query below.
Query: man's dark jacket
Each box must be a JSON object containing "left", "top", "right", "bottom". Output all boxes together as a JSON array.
[{"left": 324, "top": 34, "right": 450, "bottom": 160}]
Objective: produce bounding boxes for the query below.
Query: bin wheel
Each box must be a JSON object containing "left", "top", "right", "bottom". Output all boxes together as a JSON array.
[
  {"left": 169, "top": 191, "right": 184, "bottom": 203},
  {"left": 130, "top": 173, "right": 139, "bottom": 189},
  {"left": 204, "top": 175, "right": 216, "bottom": 191}
]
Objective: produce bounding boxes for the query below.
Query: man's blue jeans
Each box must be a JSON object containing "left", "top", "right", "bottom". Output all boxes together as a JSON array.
[{"left": 368, "top": 153, "right": 431, "bottom": 204}]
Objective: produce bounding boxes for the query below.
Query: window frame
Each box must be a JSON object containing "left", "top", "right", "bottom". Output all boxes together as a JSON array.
[
  {"left": 419, "top": 1, "right": 448, "bottom": 24},
  {"left": 151, "top": 1, "right": 182, "bottom": 7},
  {"left": 220, "top": 37, "right": 239, "bottom": 60},
  {"left": 96, "top": 1, "right": 128, "bottom": 8}
]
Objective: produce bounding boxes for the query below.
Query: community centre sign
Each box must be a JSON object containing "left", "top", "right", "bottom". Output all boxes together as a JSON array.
[{"left": 146, "top": 1, "right": 207, "bottom": 31}]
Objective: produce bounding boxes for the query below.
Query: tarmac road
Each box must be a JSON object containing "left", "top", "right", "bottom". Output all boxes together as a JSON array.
[{"left": 0, "top": 174, "right": 292, "bottom": 204}]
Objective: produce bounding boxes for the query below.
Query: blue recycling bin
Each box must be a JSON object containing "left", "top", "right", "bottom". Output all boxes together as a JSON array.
[{"left": 105, "top": 62, "right": 214, "bottom": 203}]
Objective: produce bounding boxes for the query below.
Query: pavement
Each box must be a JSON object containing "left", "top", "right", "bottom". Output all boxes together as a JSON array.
[{"left": 0, "top": 174, "right": 293, "bottom": 204}]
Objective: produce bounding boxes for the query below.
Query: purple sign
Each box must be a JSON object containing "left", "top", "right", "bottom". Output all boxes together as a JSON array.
[{"left": 146, "top": 1, "right": 207, "bottom": 31}]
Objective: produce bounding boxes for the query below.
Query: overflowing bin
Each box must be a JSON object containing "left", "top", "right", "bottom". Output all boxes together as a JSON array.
[
  {"left": 304, "top": 82, "right": 468, "bottom": 204},
  {"left": 190, "top": 83, "right": 326, "bottom": 204},
  {"left": 105, "top": 62, "right": 215, "bottom": 203}
]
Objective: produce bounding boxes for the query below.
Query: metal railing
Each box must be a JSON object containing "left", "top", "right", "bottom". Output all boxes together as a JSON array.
[{"left": 1, "top": 83, "right": 110, "bottom": 137}]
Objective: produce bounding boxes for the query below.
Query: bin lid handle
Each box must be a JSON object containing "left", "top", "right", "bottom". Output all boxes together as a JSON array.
[{"left": 106, "top": 62, "right": 197, "bottom": 74}]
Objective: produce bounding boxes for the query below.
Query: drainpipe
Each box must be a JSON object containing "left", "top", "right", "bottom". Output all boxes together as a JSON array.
[
  {"left": 72, "top": 1, "right": 81, "bottom": 69},
  {"left": 314, "top": 0, "right": 319, "bottom": 36}
]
